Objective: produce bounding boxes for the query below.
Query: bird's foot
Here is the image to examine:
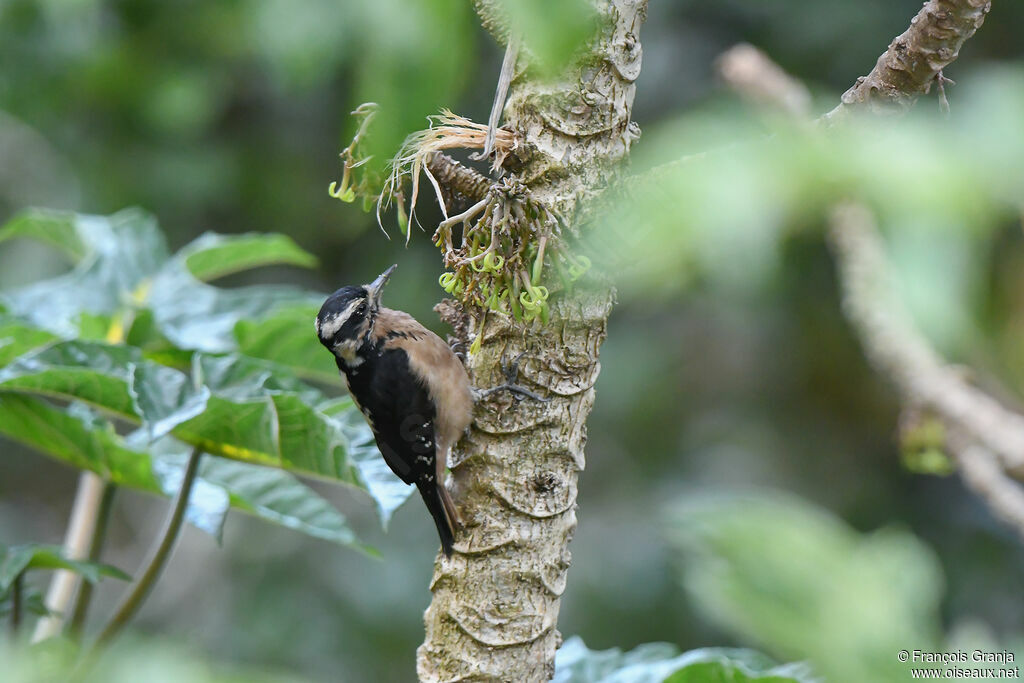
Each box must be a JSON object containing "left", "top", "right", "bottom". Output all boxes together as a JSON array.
[{"left": 475, "top": 351, "right": 549, "bottom": 402}]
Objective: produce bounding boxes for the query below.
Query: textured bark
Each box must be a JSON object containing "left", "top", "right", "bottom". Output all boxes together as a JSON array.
[
  {"left": 825, "top": 0, "right": 991, "bottom": 120},
  {"left": 417, "top": 2, "right": 646, "bottom": 681}
]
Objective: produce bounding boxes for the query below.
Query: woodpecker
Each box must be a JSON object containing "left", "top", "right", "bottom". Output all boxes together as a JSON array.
[{"left": 315, "top": 265, "right": 473, "bottom": 557}]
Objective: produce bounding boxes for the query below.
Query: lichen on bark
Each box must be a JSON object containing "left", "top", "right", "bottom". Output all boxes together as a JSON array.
[{"left": 416, "top": 1, "right": 647, "bottom": 681}]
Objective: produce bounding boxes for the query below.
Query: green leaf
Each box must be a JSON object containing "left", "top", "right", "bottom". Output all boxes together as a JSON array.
[
  {"left": 0, "top": 340, "right": 365, "bottom": 481},
  {"left": 0, "top": 394, "right": 163, "bottom": 488},
  {"left": 196, "top": 457, "right": 362, "bottom": 547},
  {"left": 0, "top": 637, "right": 311, "bottom": 683},
  {"left": 148, "top": 264, "right": 320, "bottom": 353},
  {"left": 499, "top": 0, "right": 598, "bottom": 76},
  {"left": 178, "top": 232, "right": 317, "bottom": 282},
  {"left": 0, "top": 318, "right": 59, "bottom": 367},
  {"left": 0, "top": 209, "right": 402, "bottom": 538},
  {"left": 0, "top": 543, "right": 130, "bottom": 592},
  {"left": 0, "top": 209, "right": 89, "bottom": 263},
  {"left": 0, "top": 585, "right": 50, "bottom": 618},
  {"left": 0, "top": 208, "right": 168, "bottom": 337},
  {"left": 0, "top": 340, "right": 210, "bottom": 438},
  {"left": 0, "top": 394, "right": 225, "bottom": 537},
  {"left": 554, "top": 637, "right": 816, "bottom": 683},
  {"left": 665, "top": 492, "right": 943, "bottom": 683},
  {"left": 233, "top": 304, "right": 342, "bottom": 385},
  {"left": 0, "top": 394, "right": 363, "bottom": 546},
  {"left": 174, "top": 354, "right": 358, "bottom": 481}
]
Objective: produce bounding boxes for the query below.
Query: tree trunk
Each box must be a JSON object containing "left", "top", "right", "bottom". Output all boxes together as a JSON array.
[{"left": 417, "top": 2, "right": 647, "bottom": 680}]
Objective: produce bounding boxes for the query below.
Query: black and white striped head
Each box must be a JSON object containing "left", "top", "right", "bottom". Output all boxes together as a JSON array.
[{"left": 316, "top": 264, "right": 396, "bottom": 356}]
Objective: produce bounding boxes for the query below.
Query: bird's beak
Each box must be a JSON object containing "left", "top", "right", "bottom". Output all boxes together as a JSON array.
[{"left": 365, "top": 264, "right": 397, "bottom": 306}]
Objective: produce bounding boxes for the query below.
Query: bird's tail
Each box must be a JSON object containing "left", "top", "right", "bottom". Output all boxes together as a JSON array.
[{"left": 417, "top": 480, "right": 458, "bottom": 558}]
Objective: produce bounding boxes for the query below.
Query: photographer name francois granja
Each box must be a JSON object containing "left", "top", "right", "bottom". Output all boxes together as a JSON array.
[{"left": 909, "top": 650, "right": 1016, "bottom": 665}]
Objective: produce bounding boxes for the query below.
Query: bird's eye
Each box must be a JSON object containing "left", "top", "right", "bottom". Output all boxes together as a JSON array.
[{"left": 358, "top": 302, "right": 367, "bottom": 314}]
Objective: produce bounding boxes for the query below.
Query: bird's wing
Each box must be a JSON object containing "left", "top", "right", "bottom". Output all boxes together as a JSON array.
[
  {"left": 361, "top": 346, "right": 437, "bottom": 486},
  {"left": 374, "top": 308, "right": 473, "bottom": 462}
]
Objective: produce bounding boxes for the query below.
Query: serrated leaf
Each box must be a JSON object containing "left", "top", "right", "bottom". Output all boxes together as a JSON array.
[
  {"left": 554, "top": 637, "right": 816, "bottom": 683},
  {"left": 0, "top": 340, "right": 210, "bottom": 434},
  {"left": 0, "top": 394, "right": 161, "bottom": 486},
  {"left": 178, "top": 232, "right": 317, "bottom": 282},
  {"left": 74, "top": 312, "right": 117, "bottom": 342},
  {"left": 196, "top": 457, "right": 361, "bottom": 546},
  {"left": 0, "top": 209, "right": 89, "bottom": 262},
  {"left": 0, "top": 318, "right": 59, "bottom": 366},
  {"left": 0, "top": 394, "right": 363, "bottom": 546},
  {"left": 0, "top": 543, "right": 130, "bottom": 592},
  {"left": 0, "top": 341, "right": 368, "bottom": 485},
  {"left": 234, "top": 304, "right": 342, "bottom": 385},
  {"left": 0, "top": 208, "right": 167, "bottom": 336},
  {"left": 148, "top": 264, "right": 320, "bottom": 353}
]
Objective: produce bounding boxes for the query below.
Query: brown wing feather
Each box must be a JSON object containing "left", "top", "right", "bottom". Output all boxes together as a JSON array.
[{"left": 372, "top": 308, "right": 473, "bottom": 469}]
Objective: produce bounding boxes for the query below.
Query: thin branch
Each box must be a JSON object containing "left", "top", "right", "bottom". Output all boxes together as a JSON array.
[
  {"left": 627, "top": 0, "right": 991, "bottom": 192},
  {"left": 824, "top": 0, "right": 992, "bottom": 121},
  {"left": 950, "top": 437, "right": 1024, "bottom": 543},
  {"left": 91, "top": 447, "right": 202, "bottom": 650},
  {"left": 716, "top": 43, "right": 811, "bottom": 118},
  {"left": 32, "top": 472, "right": 108, "bottom": 642},
  {"left": 829, "top": 203, "right": 1024, "bottom": 542}
]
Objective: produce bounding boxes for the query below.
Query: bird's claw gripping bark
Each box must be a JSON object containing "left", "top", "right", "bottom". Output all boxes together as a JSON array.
[{"left": 475, "top": 350, "right": 550, "bottom": 402}]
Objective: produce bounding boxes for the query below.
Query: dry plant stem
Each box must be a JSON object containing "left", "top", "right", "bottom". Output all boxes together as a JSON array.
[
  {"left": 68, "top": 484, "right": 118, "bottom": 637},
  {"left": 32, "top": 472, "right": 108, "bottom": 642},
  {"left": 829, "top": 204, "right": 1024, "bottom": 537},
  {"left": 824, "top": 0, "right": 991, "bottom": 120},
  {"left": 92, "top": 447, "right": 202, "bottom": 650},
  {"left": 477, "top": 37, "right": 520, "bottom": 162},
  {"left": 417, "top": 1, "right": 646, "bottom": 681}
]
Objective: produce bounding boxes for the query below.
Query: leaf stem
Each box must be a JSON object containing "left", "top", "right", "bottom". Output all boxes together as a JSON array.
[
  {"left": 68, "top": 484, "right": 118, "bottom": 638},
  {"left": 92, "top": 447, "right": 202, "bottom": 650},
  {"left": 10, "top": 572, "right": 23, "bottom": 636}
]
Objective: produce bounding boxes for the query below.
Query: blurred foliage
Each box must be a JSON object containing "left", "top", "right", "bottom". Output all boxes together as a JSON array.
[
  {"left": 555, "top": 636, "right": 816, "bottom": 683},
  {"left": 1, "top": 543, "right": 129, "bottom": 590},
  {"left": 665, "top": 492, "right": 1018, "bottom": 683},
  {"left": 0, "top": 543, "right": 128, "bottom": 623},
  {"left": 497, "top": 0, "right": 598, "bottom": 77},
  {"left": 2, "top": 0, "right": 1024, "bottom": 681},
  {"left": 602, "top": 71, "right": 1024, "bottom": 362},
  {"left": 0, "top": 638, "right": 308, "bottom": 683}
]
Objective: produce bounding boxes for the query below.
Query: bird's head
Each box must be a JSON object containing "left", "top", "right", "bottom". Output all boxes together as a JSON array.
[{"left": 316, "top": 264, "right": 396, "bottom": 354}]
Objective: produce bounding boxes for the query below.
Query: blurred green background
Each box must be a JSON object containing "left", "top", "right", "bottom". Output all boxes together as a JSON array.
[{"left": 2, "top": 1, "right": 1024, "bottom": 681}]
